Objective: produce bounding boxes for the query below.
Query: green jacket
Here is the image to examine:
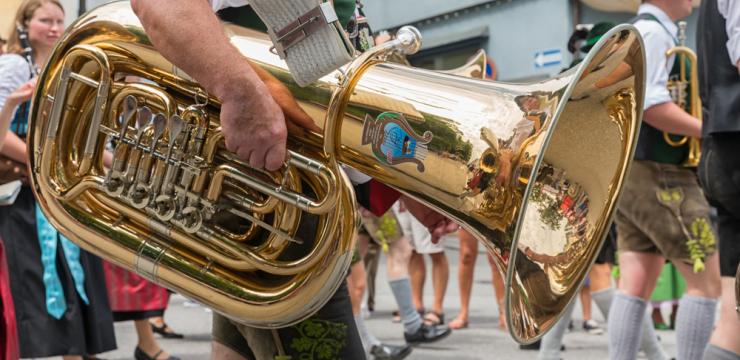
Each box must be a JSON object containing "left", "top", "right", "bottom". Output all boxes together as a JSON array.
[{"left": 217, "top": 0, "right": 356, "bottom": 32}]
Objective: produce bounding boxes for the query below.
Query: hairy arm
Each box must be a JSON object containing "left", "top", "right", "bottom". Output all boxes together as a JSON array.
[
  {"left": 131, "top": 0, "right": 288, "bottom": 170},
  {"left": 131, "top": 0, "right": 263, "bottom": 104},
  {"left": 643, "top": 101, "right": 702, "bottom": 138}
]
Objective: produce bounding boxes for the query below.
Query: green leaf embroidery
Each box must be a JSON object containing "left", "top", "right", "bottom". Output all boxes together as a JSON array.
[{"left": 289, "top": 319, "right": 348, "bottom": 360}]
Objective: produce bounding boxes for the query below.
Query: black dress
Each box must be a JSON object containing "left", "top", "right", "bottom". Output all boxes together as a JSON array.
[{"left": 0, "top": 187, "right": 117, "bottom": 357}]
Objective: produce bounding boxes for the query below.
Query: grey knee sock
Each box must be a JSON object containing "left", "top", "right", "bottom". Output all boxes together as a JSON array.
[
  {"left": 592, "top": 288, "right": 614, "bottom": 319},
  {"left": 703, "top": 345, "right": 740, "bottom": 360},
  {"left": 355, "top": 314, "right": 381, "bottom": 352},
  {"left": 593, "top": 288, "right": 669, "bottom": 360},
  {"left": 640, "top": 309, "right": 670, "bottom": 360},
  {"left": 676, "top": 294, "right": 718, "bottom": 360},
  {"left": 389, "top": 278, "right": 422, "bottom": 334},
  {"left": 537, "top": 300, "right": 576, "bottom": 360},
  {"left": 608, "top": 292, "right": 647, "bottom": 360}
]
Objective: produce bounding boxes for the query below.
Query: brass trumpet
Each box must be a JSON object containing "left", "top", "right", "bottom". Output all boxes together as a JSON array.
[
  {"left": 664, "top": 21, "right": 701, "bottom": 167},
  {"left": 27, "top": 2, "right": 645, "bottom": 343}
]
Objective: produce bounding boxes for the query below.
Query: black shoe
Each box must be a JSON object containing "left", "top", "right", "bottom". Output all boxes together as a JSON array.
[
  {"left": 150, "top": 322, "right": 185, "bottom": 339},
  {"left": 519, "top": 340, "right": 541, "bottom": 350},
  {"left": 134, "top": 347, "right": 181, "bottom": 360},
  {"left": 370, "top": 343, "right": 413, "bottom": 360},
  {"left": 518, "top": 340, "right": 565, "bottom": 351},
  {"left": 404, "top": 323, "right": 452, "bottom": 344}
]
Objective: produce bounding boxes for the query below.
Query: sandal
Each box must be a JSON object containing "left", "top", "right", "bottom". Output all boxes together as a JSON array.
[
  {"left": 448, "top": 317, "right": 469, "bottom": 330},
  {"left": 423, "top": 311, "right": 445, "bottom": 326},
  {"left": 150, "top": 321, "right": 184, "bottom": 339}
]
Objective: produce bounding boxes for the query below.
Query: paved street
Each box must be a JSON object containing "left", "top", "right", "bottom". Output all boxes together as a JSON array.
[{"left": 38, "top": 238, "right": 677, "bottom": 360}]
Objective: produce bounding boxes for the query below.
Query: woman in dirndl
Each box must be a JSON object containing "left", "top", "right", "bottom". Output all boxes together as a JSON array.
[
  {"left": 0, "top": 1, "right": 117, "bottom": 358},
  {"left": 103, "top": 262, "right": 181, "bottom": 360}
]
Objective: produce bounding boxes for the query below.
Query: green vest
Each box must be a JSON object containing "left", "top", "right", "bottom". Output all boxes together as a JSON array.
[{"left": 217, "top": 0, "right": 356, "bottom": 32}]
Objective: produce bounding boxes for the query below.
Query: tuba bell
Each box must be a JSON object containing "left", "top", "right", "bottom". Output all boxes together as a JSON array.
[{"left": 28, "top": 2, "right": 645, "bottom": 343}]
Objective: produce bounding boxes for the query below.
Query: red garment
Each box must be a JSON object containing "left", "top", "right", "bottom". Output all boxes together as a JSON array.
[
  {"left": 368, "top": 180, "right": 401, "bottom": 217},
  {"left": 0, "top": 240, "right": 19, "bottom": 360},
  {"left": 103, "top": 261, "right": 169, "bottom": 312}
]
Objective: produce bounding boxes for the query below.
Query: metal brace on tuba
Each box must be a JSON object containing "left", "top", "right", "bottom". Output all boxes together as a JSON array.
[{"left": 28, "top": 2, "right": 646, "bottom": 343}]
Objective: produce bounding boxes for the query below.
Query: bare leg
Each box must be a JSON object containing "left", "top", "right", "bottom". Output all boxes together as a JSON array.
[
  {"left": 387, "top": 236, "right": 412, "bottom": 281},
  {"left": 429, "top": 251, "right": 449, "bottom": 316},
  {"left": 63, "top": 356, "right": 83, "bottom": 360},
  {"left": 135, "top": 319, "right": 173, "bottom": 359},
  {"left": 409, "top": 250, "right": 426, "bottom": 312},
  {"left": 347, "top": 260, "right": 368, "bottom": 316},
  {"left": 617, "top": 252, "right": 665, "bottom": 300},
  {"left": 706, "top": 277, "right": 740, "bottom": 355},
  {"left": 488, "top": 254, "right": 506, "bottom": 330},
  {"left": 589, "top": 263, "right": 612, "bottom": 292},
  {"left": 450, "top": 230, "right": 477, "bottom": 329},
  {"left": 581, "top": 282, "right": 592, "bottom": 322}
]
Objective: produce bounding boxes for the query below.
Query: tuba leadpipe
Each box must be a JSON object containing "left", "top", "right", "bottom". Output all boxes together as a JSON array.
[{"left": 28, "top": 2, "right": 645, "bottom": 343}]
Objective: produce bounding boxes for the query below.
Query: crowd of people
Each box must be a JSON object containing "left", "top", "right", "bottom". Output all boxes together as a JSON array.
[{"left": 0, "top": 0, "right": 738, "bottom": 359}]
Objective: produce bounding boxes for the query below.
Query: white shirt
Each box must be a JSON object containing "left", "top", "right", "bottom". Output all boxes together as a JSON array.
[
  {"left": 0, "top": 54, "right": 31, "bottom": 111},
  {"left": 209, "top": 0, "right": 248, "bottom": 12},
  {"left": 718, "top": 0, "right": 740, "bottom": 67},
  {"left": 634, "top": 3, "right": 678, "bottom": 110}
]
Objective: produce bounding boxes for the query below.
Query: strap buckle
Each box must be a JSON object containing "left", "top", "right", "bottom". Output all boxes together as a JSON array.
[{"left": 270, "top": 3, "right": 339, "bottom": 59}]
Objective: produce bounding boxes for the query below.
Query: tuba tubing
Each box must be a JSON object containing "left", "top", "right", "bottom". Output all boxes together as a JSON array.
[{"left": 28, "top": 1, "right": 645, "bottom": 343}]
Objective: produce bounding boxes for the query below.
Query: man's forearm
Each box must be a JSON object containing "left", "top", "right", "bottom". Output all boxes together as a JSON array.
[
  {"left": 643, "top": 101, "right": 702, "bottom": 138},
  {"left": 131, "top": 0, "right": 263, "bottom": 101}
]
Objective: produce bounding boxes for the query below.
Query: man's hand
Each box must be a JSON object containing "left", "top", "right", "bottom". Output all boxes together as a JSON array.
[
  {"left": 401, "top": 196, "right": 460, "bottom": 243},
  {"left": 220, "top": 82, "right": 288, "bottom": 171},
  {"left": 131, "top": 0, "right": 318, "bottom": 172}
]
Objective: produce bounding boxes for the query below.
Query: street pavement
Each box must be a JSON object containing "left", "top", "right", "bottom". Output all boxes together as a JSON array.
[{"left": 37, "top": 238, "right": 678, "bottom": 360}]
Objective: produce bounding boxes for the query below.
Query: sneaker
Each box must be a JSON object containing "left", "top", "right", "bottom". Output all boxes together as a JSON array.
[
  {"left": 369, "top": 343, "right": 412, "bottom": 360},
  {"left": 583, "top": 319, "right": 604, "bottom": 335},
  {"left": 403, "top": 323, "right": 452, "bottom": 345}
]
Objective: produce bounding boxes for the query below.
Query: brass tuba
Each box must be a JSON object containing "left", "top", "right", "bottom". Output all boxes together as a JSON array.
[
  {"left": 28, "top": 2, "right": 645, "bottom": 343},
  {"left": 664, "top": 21, "right": 701, "bottom": 167}
]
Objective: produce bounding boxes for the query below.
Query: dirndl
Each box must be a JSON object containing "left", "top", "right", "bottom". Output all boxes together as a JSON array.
[
  {"left": 103, "top": 261, "right": 170, "bottom": 321},
  {"left": 0, "top": 187, "right": 117, "bottom": 357}
]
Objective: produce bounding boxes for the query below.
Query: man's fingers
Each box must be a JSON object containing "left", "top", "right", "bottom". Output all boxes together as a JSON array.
[
  {"left": 264, "top": 141, "right": 287, "bottom": 171},
  {"left": 429, "top": 219, "right": 460, "bottom": 244},
  {"left": 235, "top": 146, "right": 252, "bottom": 163},
  {"left": 249, "top": 146, "right": 267, "bottom": 170}
]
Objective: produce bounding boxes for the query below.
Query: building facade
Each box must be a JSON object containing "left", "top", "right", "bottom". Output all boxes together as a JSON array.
[
  {"left": 363, "top": 0, "right": 699, "bottom": 81},
  {"left": 3, "top": 0, "right": 699, "bottom": 82}
]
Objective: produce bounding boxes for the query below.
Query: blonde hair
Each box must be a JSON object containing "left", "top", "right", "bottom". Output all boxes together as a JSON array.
[{"left": 6, "top": 0, "right": 64, "bottom": 55}]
